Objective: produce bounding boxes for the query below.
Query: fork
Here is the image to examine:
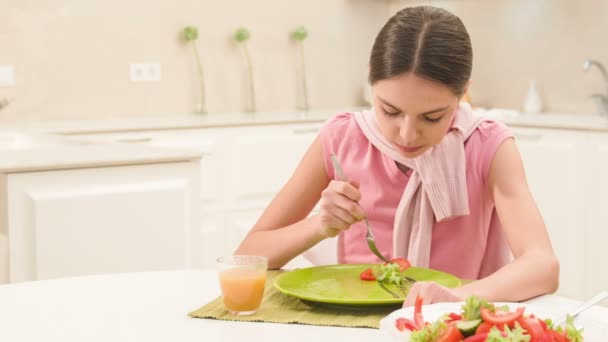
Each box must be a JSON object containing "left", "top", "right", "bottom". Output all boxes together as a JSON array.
[
  {"left": 330, "top": 154, "right": 392, "bottom": 264},
  {"left": 554, "top": 290, "right": 608, "bottom": 327}
]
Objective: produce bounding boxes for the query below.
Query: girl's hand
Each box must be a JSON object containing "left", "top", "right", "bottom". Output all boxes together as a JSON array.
[
  {"left": 318, "top": 180, "right": 365, "bottom": 238},
  {"left": 403, "top": 282, "right": 464, "bottom": 307}
]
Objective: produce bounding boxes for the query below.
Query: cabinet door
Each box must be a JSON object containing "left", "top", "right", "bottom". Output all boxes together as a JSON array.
[
  {"left": 68, "top": 123, "right": 322, "bottom": 267},
  {"left": 583, "top": 132, "right": 608, "bottom": 300},
  {"left": 7, "top": 161, "right": 201, "bottom": 282},
  {"left": 512, "top": 127, "right": 587, "bottom": 300}
]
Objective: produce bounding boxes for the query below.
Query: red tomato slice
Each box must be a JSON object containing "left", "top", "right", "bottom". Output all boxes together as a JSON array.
[
  {"left": 395, "top": 317, "right": 418, "bottom": 332},
  {"left": 445, "top": 312, "right": 462, "bottom": 324},
  {"left": 518, "top": 317, "right": 544, "bottom": 340},
  {"left": 437, "top": 325, "right": 463, "bottom": 342},
  {"left": 448, "top": 312, "right": 462, "bottom": 321},
  {"left": 390, "top": 258, "right": 411, "bottom": 271},
  {"left": 359, "top": 268, "right": 376, "bottom": 281},
  {"left": 535, "top": 331, "right": 556, "bottom": 342},
  {"left": 550, "top": 329, "right": 570, "bottom": 342},
  {"left": 463, "top": 333, "right": 489, "bottom": 342},
  {"left": 475, "top": 321, "right": 496, "bottom": 334},
  {"left": 481, "top": 306, "right": 525, "bottom": 326},
  {"left": 539, "top": 318, "right": 549, "bottom": 331}
]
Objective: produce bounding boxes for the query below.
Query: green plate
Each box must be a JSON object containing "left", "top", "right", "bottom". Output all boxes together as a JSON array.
[{"left": 274, "top": 264, "right": 461, "bottom": 307}]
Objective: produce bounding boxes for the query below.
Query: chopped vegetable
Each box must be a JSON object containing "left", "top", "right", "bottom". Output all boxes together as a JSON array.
[
  {"left": 461, "top": 295, "right": 491, "bottom": 321},
  {"left": 359, "top": 268, "right": 376, "bottom": 281},
  {"left": 371, "top": 258, "right": 412, "bottom": 287},
  {"left": 392, "top": 295, "right": 584, "bottom": 342}
]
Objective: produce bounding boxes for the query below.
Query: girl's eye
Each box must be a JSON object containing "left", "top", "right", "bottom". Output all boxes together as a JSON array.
[
  {"left": 424, "top": 116, "right": 442, "bottom": 123},
  {"left": 382, "top": 108, "right": 400, "bottom": 117}
]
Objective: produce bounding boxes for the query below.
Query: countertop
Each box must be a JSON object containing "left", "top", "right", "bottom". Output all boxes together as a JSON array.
[
  {"left": 480, "top": 108, "right": 608, "bottom": 132},
  {"left": 1, "top": 109, "right": 339, "bottom": 135},
  {"left": 0, "top": 109, "right": 338, "bottom": 173},
  {"left": 0, "top": 139, "right": 201, "bottom": 173},
  {"left": 3, "top": 107, "right": 608, "bottom": 136}
]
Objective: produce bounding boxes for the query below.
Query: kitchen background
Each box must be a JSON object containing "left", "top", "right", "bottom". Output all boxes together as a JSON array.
[
  {"left": 1, "top": 0, "right": 607, "bottom": 304},
  {"left": 1, "top": 0, "right": 607, "bottom": 121}
]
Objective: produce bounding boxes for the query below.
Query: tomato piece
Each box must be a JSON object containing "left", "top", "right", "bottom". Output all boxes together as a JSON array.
[
  {"left": 535, "top": 331, "right": 556, "bottom": 342},
  {"left": 395, "top": 317, "right": 418, "bottom": 332},
  {"left": 463, "top": 333, "right": 489, "bottom": 342},
  {"left": 445, "top": 312, "right": 462, "bottom": 323},
  {"left": 550, "top": 329, "right": 569, "bottom": 342},
  {"left": 518, "top": 317, "right": 545, "bottom": 340},
  {"left": 437, "top": 325, "right": 463, "bottom": 342},
  {"left": 359, "top": 268, "right": 376, "bottom": 281},
  {"left": 539, "top": 318, "right": 548, "bottom": 331},
  {"left": 390, "top": 257, "right": 412, "bottom": 271},
  {"left": 475, "top": 321, "right": 496, "bottom": 334},
  {"left": 414, "top": 295, "right": 425, "bottom": 329},
  {"left": 481, "top": 306, "right": 525, "bottom": 325}
]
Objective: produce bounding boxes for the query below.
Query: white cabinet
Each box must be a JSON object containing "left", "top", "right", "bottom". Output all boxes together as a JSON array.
[
  {"left": 5, "top": 161, "right": 201, "bottom": 282},
  {"left": 73, "top": 123, "right": 322, "bottom": 267},
  {"left": 583, "top": 131, "right": 608, "bottom": 300},
  {"left": 512, "top": 127, "right": 588, "bottom": 300}
]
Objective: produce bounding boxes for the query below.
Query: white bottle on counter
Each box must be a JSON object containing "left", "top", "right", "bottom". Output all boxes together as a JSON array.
[{"left": 523, "top": 80, "right": 543, "bottom": 114}]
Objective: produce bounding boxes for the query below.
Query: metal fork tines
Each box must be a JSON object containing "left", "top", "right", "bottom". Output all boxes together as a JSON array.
[{"left": 330, "top": 154, "right": 392, "bottom": 263}]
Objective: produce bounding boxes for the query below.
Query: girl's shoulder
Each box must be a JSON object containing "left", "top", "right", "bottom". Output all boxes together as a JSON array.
[
  {"left": 320, "top": 111, "right": 368, "bottom": 147},
  {"left": 321, "top": 111, "right": 358, "bottom": 133},
  {"left": 466, "top": 120, "right": 514, "bottom": 184}
]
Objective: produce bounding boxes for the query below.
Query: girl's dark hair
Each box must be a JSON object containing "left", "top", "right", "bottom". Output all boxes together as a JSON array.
[{"left": 369, "top": 6, "right": 472, "bottom": 97}]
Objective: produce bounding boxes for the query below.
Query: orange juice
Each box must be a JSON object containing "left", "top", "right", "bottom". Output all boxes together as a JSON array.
[{"left": 219, "top": 267, "right": 266, "bottom": 312}]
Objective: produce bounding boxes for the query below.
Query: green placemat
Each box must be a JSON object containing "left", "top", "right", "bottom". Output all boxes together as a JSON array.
[{"left": 188, "top": 270, "right": 399, "bottom": 329}]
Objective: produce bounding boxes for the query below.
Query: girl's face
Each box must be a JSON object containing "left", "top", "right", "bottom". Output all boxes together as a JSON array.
[{"left": 372, "top": 72, "right": 464, "bottom": 158}]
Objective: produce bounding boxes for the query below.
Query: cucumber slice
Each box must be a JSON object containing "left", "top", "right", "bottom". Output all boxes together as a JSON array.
[{"left": 456, "top": 319, "right": 482, "bottom": 337}]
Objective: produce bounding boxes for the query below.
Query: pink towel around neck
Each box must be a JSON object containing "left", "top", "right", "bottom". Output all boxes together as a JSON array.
[{"left": 353, "top": 102, "right": 486, "bottom": 267}]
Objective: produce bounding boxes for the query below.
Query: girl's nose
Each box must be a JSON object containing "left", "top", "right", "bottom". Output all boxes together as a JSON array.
[{"left": 399, "top": 116, "right": 420, "bottom": 143}]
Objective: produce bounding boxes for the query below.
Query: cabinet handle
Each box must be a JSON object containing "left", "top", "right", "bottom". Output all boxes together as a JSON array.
[
  {"left": 292, "top": 127, "right": 320, "bottom": 134},
  {"left": 116, "top": 137, "right": 152, "bottom": 143},
  {"left": 514, "top": 132, "right": 542, "bottom": 140}
]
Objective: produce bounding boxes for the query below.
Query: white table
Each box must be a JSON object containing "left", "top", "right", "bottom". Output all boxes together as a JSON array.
[{"left": 0, "top": 270, "right": 606, "bottom": 342}]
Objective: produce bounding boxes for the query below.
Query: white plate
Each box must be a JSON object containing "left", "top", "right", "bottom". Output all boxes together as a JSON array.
[{"left": 379, "top": 302, "right": 608, "bottom": 342}]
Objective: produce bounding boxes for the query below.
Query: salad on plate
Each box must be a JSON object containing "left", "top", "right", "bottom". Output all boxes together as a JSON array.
[{"left": 380, "top": 295, "right": 584, "bottom": 342}]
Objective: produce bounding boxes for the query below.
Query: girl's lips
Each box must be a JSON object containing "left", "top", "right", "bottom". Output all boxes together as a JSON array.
[{"left": 397, "top": 144, "right": 424, "bottom": 153}]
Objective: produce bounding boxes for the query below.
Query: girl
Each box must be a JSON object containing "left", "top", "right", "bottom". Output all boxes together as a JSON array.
[{"left": 235, "top": 6, "right": 559, "bottom": 305}]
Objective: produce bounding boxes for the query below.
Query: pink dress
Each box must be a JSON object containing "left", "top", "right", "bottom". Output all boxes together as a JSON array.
[{"left": 319, "top": 112, "right": 513, "bottom": 280}]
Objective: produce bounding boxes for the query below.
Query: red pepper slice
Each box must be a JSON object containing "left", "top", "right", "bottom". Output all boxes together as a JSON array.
[
  {"left": 395, "top": 317, "right": 418, "bottom": 332},
  {"left": 414, "top": 295, "right": 425, "bottom": 329},
  {"left": 359, "top": 268, "right": 376, "bottom": 281}
]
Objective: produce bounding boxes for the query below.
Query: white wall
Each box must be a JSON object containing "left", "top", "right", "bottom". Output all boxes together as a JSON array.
[{"left": 0, "top": 0, "right": 389, "bottom": 122}]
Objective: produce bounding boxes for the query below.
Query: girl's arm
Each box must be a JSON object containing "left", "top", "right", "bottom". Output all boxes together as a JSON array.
[
  {"left": 454, "top": 137, "right": 559, "bottom": 301},
  {"left": 235, "top": 136, "right": 363, "bottom": 269},
  {"left": 404, "top": 138, "right": 559, "bottom": 306}
]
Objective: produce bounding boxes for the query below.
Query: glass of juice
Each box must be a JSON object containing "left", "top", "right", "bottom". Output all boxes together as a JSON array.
[{"left": 217, "top": 255, "right": 268, "bottom": 315}]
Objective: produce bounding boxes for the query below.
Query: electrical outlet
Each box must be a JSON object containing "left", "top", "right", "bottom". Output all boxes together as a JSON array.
[
  {"left": 130, "top": 63, "right": 161, "bottom": 82},
  {"left": 0, "top": 65, "right": 15, "bottom": 87}
]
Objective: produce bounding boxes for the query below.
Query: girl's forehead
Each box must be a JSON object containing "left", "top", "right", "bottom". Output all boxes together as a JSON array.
[{"left": 373, "top": 74, "right": 457, "bottom": 107}]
